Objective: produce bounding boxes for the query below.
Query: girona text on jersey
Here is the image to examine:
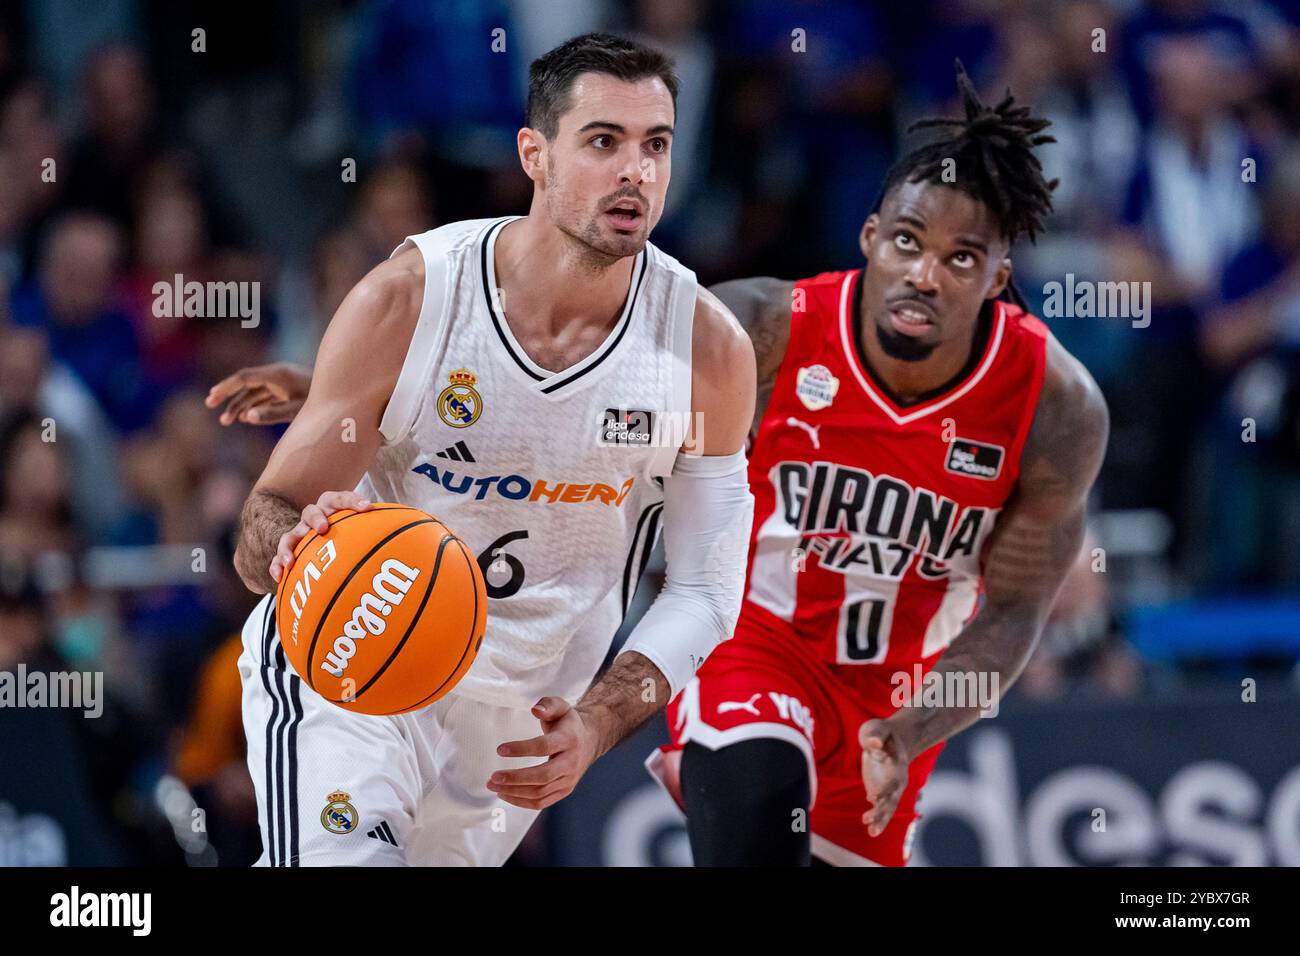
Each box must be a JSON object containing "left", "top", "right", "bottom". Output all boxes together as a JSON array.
[{"left": 774, "top": 459, "right": 993, "bottom": 580}]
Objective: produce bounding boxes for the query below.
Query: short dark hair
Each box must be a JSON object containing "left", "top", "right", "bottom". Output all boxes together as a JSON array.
[{"left": 526, "top": 32, "right": 678, "bottom": 140}]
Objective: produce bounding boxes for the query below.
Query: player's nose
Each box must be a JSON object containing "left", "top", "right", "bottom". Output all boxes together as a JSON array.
[
  {"left": 904, "top": 253, "right": 941, "bottom": 295},
  {"left": 616, "top": 144, "right": 644, "bottom": 185}
]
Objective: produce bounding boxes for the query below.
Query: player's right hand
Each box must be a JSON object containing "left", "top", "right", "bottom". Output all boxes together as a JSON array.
[
  {"left": 269, "top": 491, "right": 372, "bottom": 584},
  {"left": 206, "top": 362, "right": 313, "bottom": 426}
]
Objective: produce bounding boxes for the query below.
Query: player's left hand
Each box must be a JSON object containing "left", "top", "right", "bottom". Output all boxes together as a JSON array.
[
  {"left": 859, "top": 718, "right": 912, "bottom": 837},
  {"left": 488, "top": 696, "right": 601, "bottom": 810}
]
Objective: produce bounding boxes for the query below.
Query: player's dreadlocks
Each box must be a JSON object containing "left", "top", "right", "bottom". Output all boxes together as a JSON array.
[{"left": 873, "top": 60, "right": 1058, "bottom": 309}]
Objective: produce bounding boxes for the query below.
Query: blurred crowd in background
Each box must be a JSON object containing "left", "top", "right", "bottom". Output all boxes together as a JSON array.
[{"left": 1, "top": 0, "right": 1299, "bottom": 865}]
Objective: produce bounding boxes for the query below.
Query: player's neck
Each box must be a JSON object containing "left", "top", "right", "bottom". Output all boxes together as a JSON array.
[
  {"left": 494, "top": 215, "right": 635, "bottom": 334},
  {"left": 855, "top": 283, "right": 989, "bottom": 407}
]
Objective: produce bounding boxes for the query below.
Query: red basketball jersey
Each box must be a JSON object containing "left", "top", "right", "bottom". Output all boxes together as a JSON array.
[{"left": 739, "top": 268, "right": 1048, "bottom": 701}]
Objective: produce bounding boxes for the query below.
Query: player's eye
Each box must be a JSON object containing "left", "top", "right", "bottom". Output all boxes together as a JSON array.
[
  {"left": 894, "top": 232, "right": 918, "bottom": 252},
  {"left": 591, "top": 134, "right": 613, "bottom": 149},
  {"left": 647, "top": 137, "right": 667, "bottom": 153},
  {"left": 951, "top": 251, "right": 975, "bottom": 268}
]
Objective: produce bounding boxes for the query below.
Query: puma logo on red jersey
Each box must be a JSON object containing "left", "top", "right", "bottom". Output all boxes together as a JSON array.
[
  {"left": 786, "top": 417, "right": 822, "bottom": 449},
  {"left": 717, "top": 693, "right": 762, "bottom": 715}
]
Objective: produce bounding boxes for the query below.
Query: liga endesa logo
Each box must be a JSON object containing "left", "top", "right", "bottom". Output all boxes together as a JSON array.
[{"left": 412, "top": 461, "right": 636, "bottom": 506}]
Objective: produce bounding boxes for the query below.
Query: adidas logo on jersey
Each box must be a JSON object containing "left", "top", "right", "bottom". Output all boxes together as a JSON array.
[
  {"left": 436, "top": 440, "right": 476, "bottom": 462},
  {"left": 366, "top": 820, "right": 400, "bottom": 847}
]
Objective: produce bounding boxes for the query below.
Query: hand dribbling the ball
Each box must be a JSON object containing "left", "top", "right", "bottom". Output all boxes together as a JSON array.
[{"left": 269, "top": 491, "right": 372, "bottom": 584}]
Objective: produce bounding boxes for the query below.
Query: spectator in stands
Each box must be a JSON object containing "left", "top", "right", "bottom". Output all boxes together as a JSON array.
[
  {"left": 1121, "top": 35, "right": 1260, "bottom": 301},
  {"left": 62, "top": 44, "right": 162, "bottom": 229},
  {"left": 0, "top": 77, "right": 65, "bottom": 274},
  {"left": 0, "top": 323, "right": 124, "bottom": 541},
  {"left": 0, "top": 408, "right": 79, "bottom": 564},
  {"left": 8, "top": 212, "right": 156, "bottom": 432},
  {"left": 1198, "top": 142, "right": 1300, "bottom": 588}
]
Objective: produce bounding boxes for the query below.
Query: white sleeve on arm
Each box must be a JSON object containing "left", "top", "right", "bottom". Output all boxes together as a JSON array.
[{"left": 619, "top": 448, "right": 755, "bottom": 701}]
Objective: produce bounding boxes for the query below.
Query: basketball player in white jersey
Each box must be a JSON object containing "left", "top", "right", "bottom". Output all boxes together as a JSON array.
[{"left": 227, "top": 33, "right": 756, "bottom": 866}]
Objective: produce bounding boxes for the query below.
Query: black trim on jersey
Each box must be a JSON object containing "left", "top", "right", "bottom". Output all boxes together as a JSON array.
[
  {"left": 286, "top": 671, "right": 302, "bottom": 866},
  {"left": 850, "top": 266, "right": 994, "bottom": 409},
  {"left": 272, "top": 655, "right": 289, "bottom": 866},
  {"left": 479, "top": 217, "right": 649, "bottom": 394},
  {"left": 539, "top": 251, "right": 649, "bottom": 394},
  {"left": 481, "top": 218, "right": 545, "bottom": 382},
  {"left": 258, "top": 599, "right": 278, "bottom": 866},
  {"left": 621, "top": 501, "right": 664, "bottom": 614},
  {"left": 637, "top": 504, "right": 663, "bottom": 584},
  {"left": 259, "top": 597, "right": 304, "bottom": 867}
]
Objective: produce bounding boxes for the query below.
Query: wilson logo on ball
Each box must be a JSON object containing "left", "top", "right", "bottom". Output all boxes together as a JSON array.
[
  {"left": 320, "top": 558, "right": 422, "bottom": 676},
  {"left": 274, "top": 504, "right": 488, "bottom": 716}
]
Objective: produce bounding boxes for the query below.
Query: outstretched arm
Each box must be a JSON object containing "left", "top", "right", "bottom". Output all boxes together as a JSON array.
[{"left": 860, "top": 337, "right": 1109, "bottom": 835}]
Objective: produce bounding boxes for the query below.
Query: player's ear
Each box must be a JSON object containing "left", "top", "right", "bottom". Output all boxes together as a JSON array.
[
  {"left": 859, "top": 215, "right": 879, "bottom": 259},
  {"left": 985, "top": 256, "right": 1012, "bottom": 301},
  {"left": 518, "top": 127, "right": 546, "bottom": 186}
]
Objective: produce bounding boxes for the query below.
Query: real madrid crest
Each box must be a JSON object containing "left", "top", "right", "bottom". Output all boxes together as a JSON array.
[
  {"left": 795, "top": 364, "right": 839, "bottom": 411},
  {"left": 321, "top": 789, "right": 358, "bottom": 835},
  {"left": 438, "top": 368, "right": 483, "bottom": 428}
]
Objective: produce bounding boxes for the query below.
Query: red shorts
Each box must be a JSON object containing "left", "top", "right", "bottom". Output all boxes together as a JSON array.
[{"left": 648, "top": 619, "right": 944, "bottom": 866}]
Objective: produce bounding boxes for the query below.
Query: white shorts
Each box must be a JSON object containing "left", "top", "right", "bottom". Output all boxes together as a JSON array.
[{"left": 237, "top": 595, "right": 543, "bottom": 866}]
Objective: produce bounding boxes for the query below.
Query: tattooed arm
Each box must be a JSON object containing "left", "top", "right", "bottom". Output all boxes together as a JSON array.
[
  {"left": 859, "top": 336, "right": 1109, "bottom": 835},
  {"left": 708, "top": 277, "right": 794, "bottom": 439}
]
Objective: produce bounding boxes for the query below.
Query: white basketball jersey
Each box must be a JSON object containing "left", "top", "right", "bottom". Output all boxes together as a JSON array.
[{"left": 355, "top": 217, "right": 697, "bottom": 708}]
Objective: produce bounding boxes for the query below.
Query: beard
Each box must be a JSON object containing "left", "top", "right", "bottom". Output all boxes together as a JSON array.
[
  {"left": 546, "top": 164, "right": 649, "bottom": 265},
  {"left": 875, "top": 320, "right": 939, "bottom": 362},
  {"left": 549, "top": 204, "right": 645, "bottom": 269}
]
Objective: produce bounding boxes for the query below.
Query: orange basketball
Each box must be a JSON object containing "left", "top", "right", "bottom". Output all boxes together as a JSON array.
[{"left": 274, "top": 503, "right": 486, "bottom": 715}]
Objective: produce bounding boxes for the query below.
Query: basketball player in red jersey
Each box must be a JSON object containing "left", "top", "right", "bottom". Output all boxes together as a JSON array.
[
  {"left": 210, "top": 64, "right": 1107, "bottom": 866},
  {"left": 645, "top": 64, "right": 1108, "bottom": 866}
]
